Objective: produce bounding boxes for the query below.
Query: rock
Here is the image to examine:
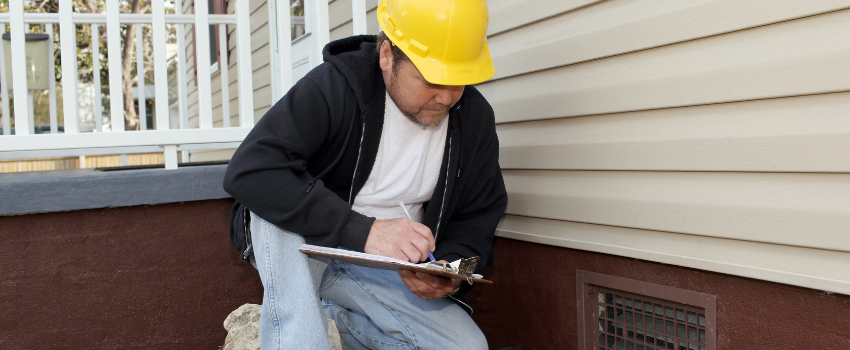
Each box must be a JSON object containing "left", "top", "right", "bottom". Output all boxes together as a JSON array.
[
  {"left": 222, "top": 303, "right": 343, "bottom": 350},
  {"left": 326, "top": 318, "right": 343, "bottom": 350},
  {"left": 222, "top": 304, "right": 261, "bottom": 350}
]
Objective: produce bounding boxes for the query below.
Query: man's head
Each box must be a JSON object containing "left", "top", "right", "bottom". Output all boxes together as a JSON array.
[
  {"left": 375, "top": 0, "right": 493, "bottom": 127},
  {"left": 377, "top": 33, "right": 463, "bottom": 128}
]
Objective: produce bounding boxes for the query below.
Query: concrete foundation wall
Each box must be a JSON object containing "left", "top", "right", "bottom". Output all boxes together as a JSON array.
[
  {"left": 0, "top": 199, "right": 262, "bottom": 349},
  {"left": 2, "top": 199, "right": 847, "bottom": 348}
]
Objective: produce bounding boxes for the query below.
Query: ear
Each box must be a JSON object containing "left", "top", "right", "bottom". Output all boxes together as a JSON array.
[{"left": 378, "top": 39, "right": 393, "bottom": 74}]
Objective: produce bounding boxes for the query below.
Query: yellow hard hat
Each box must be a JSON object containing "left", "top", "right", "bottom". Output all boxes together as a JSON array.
[{"left": 377, "top": 0, "right": 494, "bottom": 86}]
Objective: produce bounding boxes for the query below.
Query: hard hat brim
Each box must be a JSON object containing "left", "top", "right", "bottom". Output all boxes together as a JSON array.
[{"left": 404, "top": 42, "right": 495, "bottom": 86}]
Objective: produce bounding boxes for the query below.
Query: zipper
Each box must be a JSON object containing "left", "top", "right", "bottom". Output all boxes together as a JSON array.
[
  {"left": 348, "top": 121, "right": 366, "bottom": 203},
  {"left": 434, "top": 104, "right": 461, "bottom": 243},
  {"left": 433, "top": 134, "right": 452, "bottom": 243},
  {"left": 241, "top": 205, "right": 252, "bottom": 260}
]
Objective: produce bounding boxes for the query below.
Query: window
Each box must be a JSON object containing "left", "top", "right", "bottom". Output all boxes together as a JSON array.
[
  {"left": 290, "top": 0, "right": 306, "bottom": 40},
  {"left": 192, "top": 0, "right": 227, "bottom": 84},
  {"left": 577, "top": 271, "right": 717, "bottom": 350},
  {"left": 208, "top": 0, "right": 225, "bottom": 69}
]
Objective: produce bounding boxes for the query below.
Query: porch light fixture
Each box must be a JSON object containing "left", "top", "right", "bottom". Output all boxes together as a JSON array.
[{"left": 2, "top": 32, "right": 50, "bottom": 91}]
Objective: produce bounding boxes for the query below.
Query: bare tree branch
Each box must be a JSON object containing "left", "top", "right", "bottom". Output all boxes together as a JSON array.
[
  {"left": 140, "top": 0, "right": 151, "bottom": 14},
  {"left": 35, "top": 0, "right": 49, "bottom": 12},
  {"left": 78, "top": 0, "right": 109, "bottom": 51},
  {"left": 82, "top": 0, "right": 98, "bottom": 14},
  {"left": 121, "top": 0, "right": 144, "bottom": 130}
]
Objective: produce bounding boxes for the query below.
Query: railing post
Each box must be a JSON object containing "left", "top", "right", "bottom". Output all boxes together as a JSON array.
[
  {"left": 314, "top": 0, "right": 331, "bottom": 69},
  {"left": 175, "top": 0, "right": 190, "bottom": 131},
  {"left": 9, "top": 0, "right": 31, "bottom": 135},
  {"left": 26, "top": 91, "right": 34, "bottom": 134},
  {"left": 59, "top": 0, "right": 79, "bottom": 134},
  {"left": 236, "top": 0, "right": 255, "bottom": 128},
  {"left": 106, "top": 0, "right": 125, "bottom": 132},
  {"left": 46, "top": 24, "right": 58, "bottom": 134},
  {"left": 136, "top": 25, "right": 146, "bottom": 130},
  {"left": 92, "top": 24, "right": 103, "bottom": 132},
  {"left": 163, "top": 145, "right": 178, "bottom": 170},
  {"left": 175, "top": 0, "right": 191, "bottom": 164},
  {"left": 219, "top": 24, "right": 230, "bottom": 128},
  {"left": 194, "top": 0, "right": 213, "bottom": 129},
  {"left": 269, "top": 0, "right": 293, "bottom": 102},
  {"left": 352, "top": 0, "right": 368, "bottom": 35},
  {"left": 0, "top": 30, "right": 9, "bottom": 136},
  {"left": 375, "top": 0, "right": 382, "bottom": 33},
  {"left": 152, "top": 0, "right": 170, "bottom": 131}
]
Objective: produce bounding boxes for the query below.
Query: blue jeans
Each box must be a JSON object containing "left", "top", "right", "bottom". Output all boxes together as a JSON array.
[{"left": 250, "top": 212, "right": 488, "bottom": 350}]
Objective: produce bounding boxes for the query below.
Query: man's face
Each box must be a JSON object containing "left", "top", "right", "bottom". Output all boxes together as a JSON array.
[{"left": 380, "top": 41, "right": 464, "bottom": 127}]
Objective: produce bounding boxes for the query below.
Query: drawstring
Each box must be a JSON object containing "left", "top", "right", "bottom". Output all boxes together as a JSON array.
[
  {"left": 456, "top": 104, "right": 463, "bottom": 178},
  {"left": 307, "top": 109, "right": 359, "bottom": 193}
]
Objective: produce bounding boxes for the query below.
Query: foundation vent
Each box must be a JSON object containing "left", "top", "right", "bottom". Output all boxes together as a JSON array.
[{"left": 577, "top": 271, "right": 716, "bottom": 350}]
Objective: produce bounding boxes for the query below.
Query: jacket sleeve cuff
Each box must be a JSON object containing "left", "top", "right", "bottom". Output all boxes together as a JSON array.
[
  {"left": 338, "top": 211, "right": 375, "bottom": 252},
  {"left": 437, "top": 253, "right": 465, "bottom": 264}
]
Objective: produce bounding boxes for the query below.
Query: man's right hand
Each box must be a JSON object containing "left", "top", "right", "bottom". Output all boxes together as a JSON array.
[{"left": 364, "top": 219, "right": 435, "bottom": 263}]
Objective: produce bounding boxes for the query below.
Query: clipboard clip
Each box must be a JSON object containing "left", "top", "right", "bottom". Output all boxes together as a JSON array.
[{"left": 427, "top": 256, "right": 480, "bottom": 285}]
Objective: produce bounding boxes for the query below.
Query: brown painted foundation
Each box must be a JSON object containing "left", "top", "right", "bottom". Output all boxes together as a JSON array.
[
  {"left": 470, "top": 238, "right": 850, "bottom": 350},
  {"left": 0, "top": 199, "right": 262, "bottom": 349},
  {"left": 2, "top": 201, "right": 848, "bottom": 349}
]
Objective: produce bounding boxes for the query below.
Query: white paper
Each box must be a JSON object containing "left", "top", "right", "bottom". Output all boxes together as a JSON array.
[{"left": 299, "top": 244, "right": 482, "bottom": 278}]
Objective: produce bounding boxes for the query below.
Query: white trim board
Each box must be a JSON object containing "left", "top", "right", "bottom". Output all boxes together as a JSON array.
[
  {"left": 502, "top": 170, "right": 850, "bottom": 252},
  {"left": 497, "top": 215, "right": 850, "bottom": 295}
]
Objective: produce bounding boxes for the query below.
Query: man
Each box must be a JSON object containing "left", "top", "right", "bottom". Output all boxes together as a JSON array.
[{"left": 223, "top": 0, "right": 506, "bottom": 348}]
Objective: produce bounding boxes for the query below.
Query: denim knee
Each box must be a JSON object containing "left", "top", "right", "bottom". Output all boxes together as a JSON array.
[{"left": 462, "top": 327, "right": 489, "bottom": 350}]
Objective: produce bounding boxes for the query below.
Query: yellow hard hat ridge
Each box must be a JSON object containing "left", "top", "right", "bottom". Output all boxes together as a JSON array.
[{"left": 377, "top": 0, "right": 495, "bottom": 86}]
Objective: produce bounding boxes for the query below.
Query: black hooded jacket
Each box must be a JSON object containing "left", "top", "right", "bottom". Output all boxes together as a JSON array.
[{"left": 223, "top": 35, "right": 507, "bottom": 306}]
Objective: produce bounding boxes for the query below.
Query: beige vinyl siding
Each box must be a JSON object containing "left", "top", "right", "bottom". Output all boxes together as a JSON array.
[
  {"left": 498, "top": 93, "right": 850, "bottom": 172},
  {"left": 329, "top": 0, "right": 381, "bottom": 41},
  {"left": 481, "top": 0, "right": 850, "bottom": 294},
  {"left": 488, "top": 0, "right": 603, "bottom": 35}
]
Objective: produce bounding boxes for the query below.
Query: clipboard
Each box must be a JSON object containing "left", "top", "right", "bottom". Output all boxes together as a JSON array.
[{"left": 299, "top": 244, "right": 493, "bottom": 284}]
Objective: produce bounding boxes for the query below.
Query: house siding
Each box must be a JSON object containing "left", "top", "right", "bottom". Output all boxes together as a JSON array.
[{"left": 482, "top": 0, "right": 850, "bottom": 294}]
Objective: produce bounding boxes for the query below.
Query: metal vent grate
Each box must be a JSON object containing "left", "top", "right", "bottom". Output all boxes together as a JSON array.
[
  {"left": 593, "top": 286, "right": 706, "bottom": 350},
  {"left": 576, "top": 271, "right": 716, "bottom": 350}
]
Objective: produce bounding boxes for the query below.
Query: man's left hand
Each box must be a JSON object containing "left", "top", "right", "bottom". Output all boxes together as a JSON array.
[{"left": 398, "top": 269, "right": 461, "bottom": 300}]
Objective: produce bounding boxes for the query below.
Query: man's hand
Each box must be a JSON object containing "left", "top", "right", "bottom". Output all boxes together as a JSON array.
[
  {"left": 364, "top": 218, "right": 435, "bottom": 263},
  {"left": 398, "top": 269, "right": 461, "bottom": 300}
]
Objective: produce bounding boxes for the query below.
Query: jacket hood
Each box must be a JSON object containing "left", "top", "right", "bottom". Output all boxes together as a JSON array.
[{"left": 322, "top": 35, "right": 383, "bottom": 111}]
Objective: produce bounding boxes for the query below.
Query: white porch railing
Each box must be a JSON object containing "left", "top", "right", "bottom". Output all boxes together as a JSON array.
[{"left": 0, "top": 0, "right": 375, "bottom": 170}]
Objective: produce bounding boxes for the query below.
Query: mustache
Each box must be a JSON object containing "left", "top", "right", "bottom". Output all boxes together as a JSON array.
[{"left": 421, "top": 104, "right": 449, "bottom": 111}]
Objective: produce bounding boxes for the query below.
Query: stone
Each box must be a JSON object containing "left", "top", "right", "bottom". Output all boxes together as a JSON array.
[
  {"left": 222, "top": 303, "right": 343, "bottom": 350},
  {"left": 326, "top": 318, "right": 343, "bottom": 350},
  {"left": 222, "top": 304, "right": 261, "bottom": 350}
]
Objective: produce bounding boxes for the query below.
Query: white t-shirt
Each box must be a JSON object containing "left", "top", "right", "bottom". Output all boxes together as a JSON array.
[{"left": 351, "top": 92, "right": 449, "bottom": 222}]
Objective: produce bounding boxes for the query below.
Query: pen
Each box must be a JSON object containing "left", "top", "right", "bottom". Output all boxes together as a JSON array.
[{"left": 399, "top": 201, "right": 436, "bottom": 262}]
